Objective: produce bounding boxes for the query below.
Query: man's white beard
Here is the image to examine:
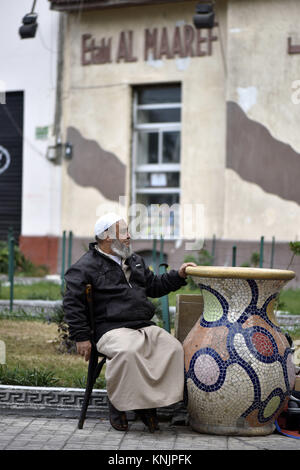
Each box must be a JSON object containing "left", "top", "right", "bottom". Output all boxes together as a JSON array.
[{"left": 111, "top": 239, "right": 132, "bottom": 259}]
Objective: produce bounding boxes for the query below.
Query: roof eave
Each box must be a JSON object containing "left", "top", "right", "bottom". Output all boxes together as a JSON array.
[{"left": 49, "top": 0, "right": 189, "bottom": 12}]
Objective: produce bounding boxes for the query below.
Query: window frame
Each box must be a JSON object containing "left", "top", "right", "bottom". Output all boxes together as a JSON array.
[{"left": 131, "top": 87, "right": 182, "bottom": 208}]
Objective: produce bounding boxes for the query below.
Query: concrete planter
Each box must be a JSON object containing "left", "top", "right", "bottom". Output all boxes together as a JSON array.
[{"left": 183, "top": 266, "right": 296, "bottom": 436}]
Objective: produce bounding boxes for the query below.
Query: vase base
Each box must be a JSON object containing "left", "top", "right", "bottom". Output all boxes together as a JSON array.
[{"left": 189, "top": 417, "right": 275, "bottom": 437}]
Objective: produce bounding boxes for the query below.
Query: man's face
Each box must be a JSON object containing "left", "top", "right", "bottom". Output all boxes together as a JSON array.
[
  {"left": 116, "top": 220, "right": 130, "bottom": 244},
  {"left": 109, "top": 220, "right": 132, "bottom": 258}
]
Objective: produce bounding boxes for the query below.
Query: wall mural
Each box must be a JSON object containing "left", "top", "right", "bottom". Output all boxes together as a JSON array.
[
  {"left": 66, "top": 126, "right": 126, "bottom": 201},
  {"left": 226, "top": 101, "right": 300, "bottom": 205}
]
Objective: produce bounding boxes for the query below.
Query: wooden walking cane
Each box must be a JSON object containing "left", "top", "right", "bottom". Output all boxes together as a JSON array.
[{"left": 78, "top": 284, "right": 106, "bottom": 429}]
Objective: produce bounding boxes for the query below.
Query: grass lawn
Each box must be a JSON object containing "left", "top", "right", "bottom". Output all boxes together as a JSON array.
[
  {"left": 0, "top": 318, "right": 106, "bottom": 388},
  {"left": 1, "top": 311, "right": 299, "bottom": 389},
  {"left": 278, "top": 288, "right": 300, "bottom": 315},
  {"left": 0, "top": 281, "right": 299, "bottom": 388},
  {"left": 0, "top": 281, "right": 62, "bottom": 301}
]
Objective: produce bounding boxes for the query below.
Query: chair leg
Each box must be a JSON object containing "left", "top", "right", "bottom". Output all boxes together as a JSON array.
[
  {"left": 93, "top": 357, "right": 106, "bottom": 383},
  {"left": 78, "top": 350, "right": 98, "bottom": 429}
]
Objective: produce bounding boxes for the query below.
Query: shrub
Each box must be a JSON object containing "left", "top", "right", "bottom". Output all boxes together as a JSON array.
[
  {"left": 0, "top": 364, "right": 59, "bottom": 387},
  {"left": 287, "top": 241, "right": 300, "bottom": 269},
  {"left": 74, "top": 374, "right": 106, "bottom": 389},
  {"left": 240, "top": 251, "right": 260, "bottom": 268},
  {"left": 50, "top": 306, "right": 77, "bottom": 355},
  {"left": 184, "top": 248, "right": 213, "bottom": 290},
  {"left": 250, "top": 252, "right": 260, "bottom": 267},
  {"left": 0, "top": 241, "right": 49, "bottom": 276}
]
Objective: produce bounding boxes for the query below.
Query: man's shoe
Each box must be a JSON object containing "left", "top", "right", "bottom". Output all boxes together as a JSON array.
[
  {"left": 149, "top": 408, "right": 160, "bottom": 431},
  {"left": 135, "top": 408, "right": 159, "bottom": 433},
  {"left": 108, "top": 399, "right": 128, "bottom": 432}
]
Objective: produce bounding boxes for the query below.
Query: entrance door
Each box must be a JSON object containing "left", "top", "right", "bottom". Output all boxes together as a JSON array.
[{"left": 0, "top": 91, "right": 24, "bottom": 240}]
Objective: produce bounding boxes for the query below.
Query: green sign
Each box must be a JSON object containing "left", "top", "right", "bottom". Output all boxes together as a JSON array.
[{"left": 35, "top": 126, "right": 49, "bottom": 140}]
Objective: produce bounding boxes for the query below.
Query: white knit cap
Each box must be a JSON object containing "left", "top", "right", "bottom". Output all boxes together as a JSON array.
[{"left": 94, "top": 212, "right": 123, "bottom": 237}]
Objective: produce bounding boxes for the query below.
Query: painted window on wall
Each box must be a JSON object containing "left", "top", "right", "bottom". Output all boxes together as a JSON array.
[{"left": 132, "top": 84, "right": 181, "bottom": 239}]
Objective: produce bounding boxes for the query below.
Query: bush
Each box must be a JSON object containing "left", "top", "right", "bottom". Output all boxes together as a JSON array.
[
  {"left": 240, "top": 251, "right": 260, "bottom": 268},
  {"left": 287, "top": 241, "right": 300, "bottom": 269},
  {"left": 50, "top": 306, "right": 77, "bottom": 355},
  {"left": 184, "top": 248, "right": 213, "bottom": 290},
  {"left": 0, "top": 241, "right": 49, "bottom": 276},
  {"left": 250, "top": 252, "right": 260, "bottom": 267},
  {"left": 73, "top": 374, "right": 106, "bottom": 389},
  {"left": 0, "top": 364, "right": 59, "bottom": 387}
]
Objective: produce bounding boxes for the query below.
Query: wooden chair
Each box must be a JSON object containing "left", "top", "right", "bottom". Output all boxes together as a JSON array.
[{"left": 78, "top": 284, "right": 106, "bottom": 429}]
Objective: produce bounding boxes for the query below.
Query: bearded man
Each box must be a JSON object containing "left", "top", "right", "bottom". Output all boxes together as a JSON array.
[{"left": 63, "top": 213, "right": 196, "bottom": 433}]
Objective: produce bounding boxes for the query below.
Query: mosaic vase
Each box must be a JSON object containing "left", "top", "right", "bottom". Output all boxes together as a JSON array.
[{"left": 183, "top": 266, "right": 296, "bottom": 436}]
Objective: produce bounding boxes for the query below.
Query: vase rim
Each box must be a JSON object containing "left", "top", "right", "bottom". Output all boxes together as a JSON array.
[{"left": 186, "top": 266, "right": 295, "bottom": 281}]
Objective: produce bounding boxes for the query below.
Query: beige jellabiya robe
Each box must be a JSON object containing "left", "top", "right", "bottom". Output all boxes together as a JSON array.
[{"left": 95, "top": 247, "right": 185, "bottom": 411}]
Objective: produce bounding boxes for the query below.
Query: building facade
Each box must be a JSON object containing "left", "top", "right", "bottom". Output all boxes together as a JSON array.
[
  {"left": 0, "top": 0, "right": 61, "bottom": 272},
  {"left": 18, "top": 0, "right": 300, "bottom": 281}
]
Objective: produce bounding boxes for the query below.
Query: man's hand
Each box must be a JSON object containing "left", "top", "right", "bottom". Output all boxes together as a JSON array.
[
  {"left": 76, "top": 340, "right": 92, "bottom": 362},
  {"left": 178, "top": 262, "right": 197, "bottom": 278}
]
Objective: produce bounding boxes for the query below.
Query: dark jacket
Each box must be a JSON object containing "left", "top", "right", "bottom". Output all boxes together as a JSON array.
[{"left": 63, "top": 242, "right": 187, "bottom": 342}]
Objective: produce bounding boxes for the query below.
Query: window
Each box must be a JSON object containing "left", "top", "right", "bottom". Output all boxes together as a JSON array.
[{"left": 132, "top": 85, "right": 181, "bottom": 239}]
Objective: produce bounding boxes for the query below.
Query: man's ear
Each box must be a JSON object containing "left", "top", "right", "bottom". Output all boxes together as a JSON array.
[
  {"left": 107, "top": 223, "right": 118, "bottom": 241},
  {"left": 96, "top": 229, "right": 110, "bottom": 243}
]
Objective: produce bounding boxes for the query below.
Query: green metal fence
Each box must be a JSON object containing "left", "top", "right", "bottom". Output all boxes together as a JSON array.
[{"left": 61, "top": 230, "right": 73, "bottom": 295}]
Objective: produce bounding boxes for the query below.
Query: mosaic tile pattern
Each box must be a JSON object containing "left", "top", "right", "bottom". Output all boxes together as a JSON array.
[{"left": 183, "top": 277, "right": 296, "bottom": 436}]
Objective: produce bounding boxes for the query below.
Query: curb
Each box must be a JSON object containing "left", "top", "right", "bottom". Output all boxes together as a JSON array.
[
  {"left": 0, "top": 385, "right": 187, "bottom": 422},
  {"left": 0, "top": 300, "right": 62, "bottom": 317},
  {"left": 0, "top": 385, "right": 108, "bottom": 419}
]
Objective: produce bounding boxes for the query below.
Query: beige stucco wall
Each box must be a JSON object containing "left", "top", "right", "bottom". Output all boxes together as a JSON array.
[
  {"left": 60, "top": 0, "right": 300, "bottom": 243},
  {"left": 225, "top": 0, "right": 300, "bottom": 241},
  {"left": 224, "top": 169, "right": 300, "bottom": 241},
  {"left": 60, "top": 0, "right": 227, "bottom": 239}
]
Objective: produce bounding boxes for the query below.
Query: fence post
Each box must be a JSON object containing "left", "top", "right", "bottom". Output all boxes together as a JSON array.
[
  {"left": 61, "top": 230, "right": 66, "bottom": 295},
  {"left": 152, "top": 238, "right": 157, "bottom": 274},
  {"left": 211, "top": 234, "right": 216, "bottom": 265},
  {"left": 259, "top": 236, "right": 264, "bottom": 268},
  {"left": 68, "top": 230, "right": 73, "bottom": 269},
  {"left": 232, "top": 245, "right": 237, "bottom": 267},
  {"left": 270, "top": 236, "right": 275, "bottom": 268},
  {"left": 8, "top": 231, "right": 14, "bottom": 313},
  {"left": 159, "top": 235, "right": 170, "bottom": 333}
]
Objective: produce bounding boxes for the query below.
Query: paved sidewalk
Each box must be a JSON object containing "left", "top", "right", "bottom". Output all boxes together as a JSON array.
[{"left": 0, "top": 414, "right": 299, "bottom": 451}]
